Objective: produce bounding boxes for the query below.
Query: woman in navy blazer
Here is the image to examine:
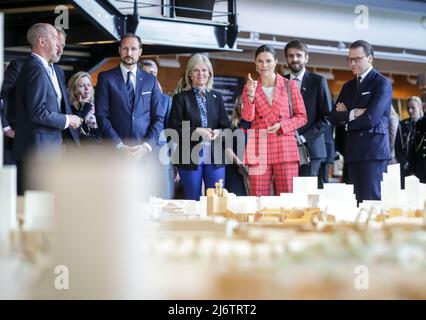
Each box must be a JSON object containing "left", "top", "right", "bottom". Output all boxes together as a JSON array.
[{"left": 168, "top": 54, "right": 230, "bottom": 200}]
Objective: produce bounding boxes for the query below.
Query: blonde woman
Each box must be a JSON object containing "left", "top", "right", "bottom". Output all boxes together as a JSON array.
[
  {"left": 68, "top": 71, "right": 101, "bottom": 142},
  {"left": 168, "top": 54, "right": 230, "bottom": 200}
]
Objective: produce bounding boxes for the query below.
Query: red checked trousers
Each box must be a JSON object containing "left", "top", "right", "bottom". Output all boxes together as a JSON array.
[{"left": 248, "top": 161, "right": 299, "bottom": 196}]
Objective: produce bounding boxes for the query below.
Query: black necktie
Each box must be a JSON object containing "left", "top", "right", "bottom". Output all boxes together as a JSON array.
[
  {"left": 356, "top": 76, "right": 362, "bottom": 91},
  {"left": 126, "top": 71, "right": 135, "bottom": 110}
]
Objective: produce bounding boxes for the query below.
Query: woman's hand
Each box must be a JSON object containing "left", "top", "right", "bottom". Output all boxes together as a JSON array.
[
  {"left": 245, "top": 73, "right": 258, "bottom": 102},
  {"left": 195, "top": 127, "right": 214, "bottom": 140},
  {"left": 267, "top": 122, "right": 281, "bottom": 134},
  {"left": 78, "top": 94, "right": 91, "bottom": 105}
]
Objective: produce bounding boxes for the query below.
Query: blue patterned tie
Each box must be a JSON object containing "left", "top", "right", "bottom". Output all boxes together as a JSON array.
[{"left": 126, "top": 71, "right": 135, "bottom": 110}]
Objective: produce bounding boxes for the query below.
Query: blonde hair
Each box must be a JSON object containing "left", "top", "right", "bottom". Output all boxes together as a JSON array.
[
  {"left": 408, "top": 96, "right": 422, "bottom": 106},
  {"left": 67, "top": 71, "right": 94, "bottom": 109},
  {"left": 184, "top": 54, "right": 214, "bottom": 90}
]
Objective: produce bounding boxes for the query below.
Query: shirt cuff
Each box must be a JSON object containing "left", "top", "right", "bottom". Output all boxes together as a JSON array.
[
  {"left": 142, "top": 142, "right": 152, "bottom": 152},
  {"left": 349, "top": 109, "right": 356, "bottom": 122},
  {"left": 116, "top": 142, "right": 124, "bottom": 150},
  {"left": 3, "top": 126, "right": 11, "bottom": 132},
  {"left": 64, "top": 115, "right": 70, "bottom": 129}
]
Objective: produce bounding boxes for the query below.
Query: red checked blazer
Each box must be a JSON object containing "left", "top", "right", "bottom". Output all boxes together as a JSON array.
[{"left": 241, "top": 74, "right": 307, "bottom": 165}]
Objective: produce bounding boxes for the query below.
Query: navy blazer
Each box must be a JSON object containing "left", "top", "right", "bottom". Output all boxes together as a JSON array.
[
  {"left": 285, "top": 70, "right": 332, "bottom": 159},
  {"left": 0, "top": 58, "right": 26, "bottom": 129},
  {"left": 168, "top": 89, "right": 231, "bottom": 170},
  {"left": 158, "top": 93, "right": 172, "bottom": 146},
  {"left": 328, "top": 68, "right": 392, "bottom": 162},
  {"left": 13, "top": 55, "right": 79, "bottom": 161},
  {"left": 95, "top": 66, "right": 164, "bottom": 147}
]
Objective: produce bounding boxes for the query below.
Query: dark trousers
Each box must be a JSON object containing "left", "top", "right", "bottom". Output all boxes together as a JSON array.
[
  {"left": 318, "top": 161, "right": 331, "bottom": 189},
  {"left": 3, "top": 136, "right": 16, "bottom": 165},
  {"left": 299, "top": 158, "right": 324, "bottom": 177},
  {"left": 347, "top": 160, "right": 387, "bottom": 203}
]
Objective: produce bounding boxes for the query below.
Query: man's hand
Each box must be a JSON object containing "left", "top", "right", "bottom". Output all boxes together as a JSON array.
[
  {"left": 68, "top": 115, "right": 83, "bottom": 129},
  {"left": 245, "top": 73, "right": 258, "bottom": 102},
  {"left": 354, "top": 108, "right": 367, "bottom": 118},
  {"left": 4, "top": 128, "right": 15, "bottom": 138},
  {"left": 130, "top": 144, "right": 150, "bottom": 159},
  {"left": 267, "top": 122, "right": 281, "bottom": 134},
  {"left": 120, "top": 145, "right": 132, "bottom": 157},
  {"left": 336, "top": 102, "right": 348, "bottom": 112},
  {"left": 195, "top": 127, "right": 214, "bottom": 140}
]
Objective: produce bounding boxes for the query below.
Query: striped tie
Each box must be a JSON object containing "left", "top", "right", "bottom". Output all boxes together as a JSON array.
[{"left": 126, "top": 71, "right": 135, "bottom": 110}]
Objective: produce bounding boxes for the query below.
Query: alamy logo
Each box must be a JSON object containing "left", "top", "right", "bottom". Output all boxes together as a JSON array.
[
  {"left": 354, "top": 265, "right": 369, "bottom": 290},
  {"left": 54, "top": 265, "right": 70, "bottom": 290},
  {"left": 54, "top": 5, "right": 69, "bottom": 30},
  {"left": 354, "top": 5, "right": 369, "bottom": 30}
]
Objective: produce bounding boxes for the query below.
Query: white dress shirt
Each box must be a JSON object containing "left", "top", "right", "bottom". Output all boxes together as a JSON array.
[{"left": 120, "top": 63, "right": 137, "bottom": 90}]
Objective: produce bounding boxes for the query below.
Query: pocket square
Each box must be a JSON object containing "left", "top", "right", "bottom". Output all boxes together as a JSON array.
[
  {"left": 212, "top": 94, "right": 217, "bottom": 98},
  {"left": 361, "top": 91, "right": 370, "bottom": 96},
  {"left": 141, "top": 91, "right": 151, "bottom": 95}
]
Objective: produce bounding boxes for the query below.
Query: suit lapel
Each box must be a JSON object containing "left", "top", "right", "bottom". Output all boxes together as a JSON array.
[
  {"left": 134, "top": 69, "right": 144, "bottom": 110},
  {"left": 301, "top": 70, "right": 310, "bottom": 99},
  {"left": 113, "top": 67, "right": 130, "bottom": 110},
  {"left": 31, "top": 56, "right": 58, "bottom": 99},
  {"left": 189, "top": 90, "right": 201, "bottom": 126},
  {"left": 206, "top": 90, "right": 215, "bottom": 128},
  {"left": 353, "top": 68, "right": 376, "bottom": 107}
]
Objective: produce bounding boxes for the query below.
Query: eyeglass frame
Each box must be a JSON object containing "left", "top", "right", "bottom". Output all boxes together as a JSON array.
[{"left": 346, "top": 55, "right": 368, "bottom": 64}]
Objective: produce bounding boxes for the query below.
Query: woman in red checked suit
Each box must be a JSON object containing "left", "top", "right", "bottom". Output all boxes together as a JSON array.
[{"left": 242, "top": 45, "right": 307, "bottom": 195}]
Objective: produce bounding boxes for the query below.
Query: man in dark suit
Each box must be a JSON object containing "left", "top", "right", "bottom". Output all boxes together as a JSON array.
[
  {"left": 140, "top": 59, "right": 177, "bottom": 198},
  {"left": 96, "top": 33, "right": 163, "bottom": 158},
  {"left": 1, "top": 58, "right": 25, "bottom": 165},
  {"left": 395, "top": 96, "right": 423, "bottom": 188},
  {"left": 284, "top": 40, "right": 332, "bottom": 179},
  {"left": 318, "top": 124, "right": 336, "bottom": 188},
  {"left": 329, "top": 40, "right": 392, "bottom": 202},
  {"left": 1, "top": 27, "right": 68, "bottom": 166},
  {"left": 13, "top": 23, "right": 81, "bottom": 194}
]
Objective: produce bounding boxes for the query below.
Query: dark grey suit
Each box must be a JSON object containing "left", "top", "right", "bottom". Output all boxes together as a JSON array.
[
  {"left": 285, "top": 70, "right": 332, "bottom": 177},
  {"left": 13, "top": 54, "right": 79, "bottom": 194}
]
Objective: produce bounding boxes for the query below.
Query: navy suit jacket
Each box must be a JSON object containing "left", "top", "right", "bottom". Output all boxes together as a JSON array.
[
  {"left": 158, "top": 93, "right": 172, "bottom": 146},
  {"left": 328, "top": 68, "right": 392, "bottom": 162},
  {"left": 0, "top": 58, "right": 26, "bottom": 129},
  {"left": 285, "top": 70, "right": 332, "bottom": 159},
  {"left": 13, "top": 55, "right": 79, "bottom": 161},
  {"left": 95, "top": 66, "right": 164, "bottom": 147}
]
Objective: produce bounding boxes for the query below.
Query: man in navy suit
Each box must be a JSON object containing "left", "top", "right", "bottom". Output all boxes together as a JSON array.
[
  {"left": 96, "top": 33, "right": 163, "bottom": 159},
  {"left": 140, "top": 59, "right": 176, "bottom": 198},
  {"left": 329, "top": 40, "right": 392, "bottom": 202},
  {"left": 1, "top": 27, "right": 68, "bottom": 166},
  {"left": 284, "top": 40, "right": 332, "bottom": 179},
  {"left": 13, "top": 23, "right": 81, "bottom": 194}
]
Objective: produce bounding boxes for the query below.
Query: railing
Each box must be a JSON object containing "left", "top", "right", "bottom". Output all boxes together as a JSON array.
[{"left": 107, "top": 0, "right": 237, "bottom": 25}]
